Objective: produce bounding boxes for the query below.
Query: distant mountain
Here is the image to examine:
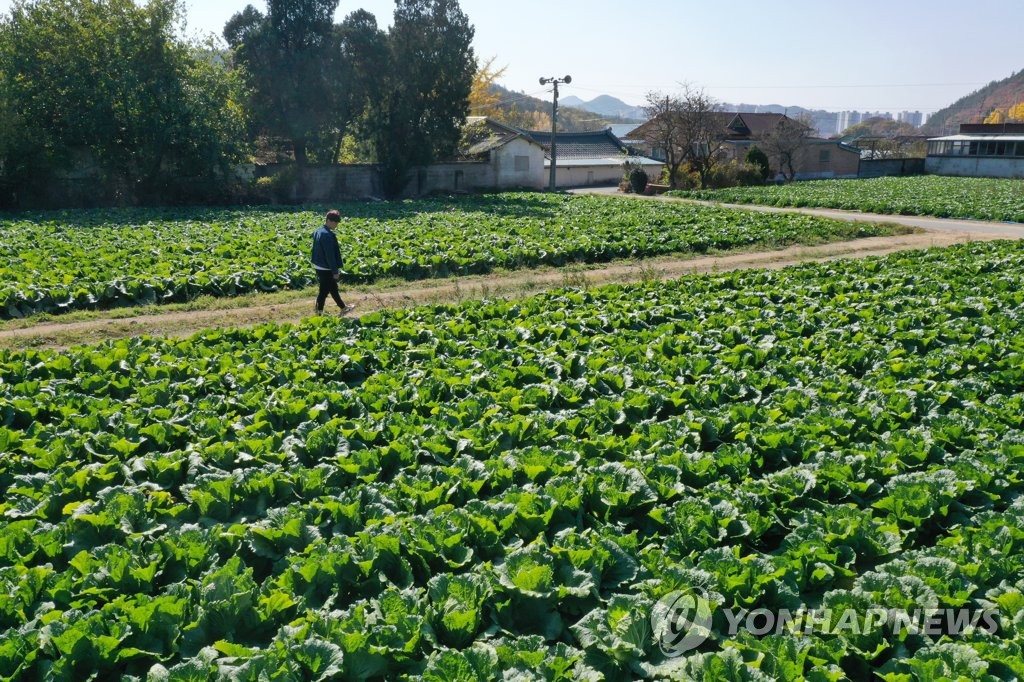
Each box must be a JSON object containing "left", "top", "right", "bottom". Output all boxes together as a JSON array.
[
  {"left": 483, "top": 85, "right": 640, "bottom": 131},
  {"left": 561, "top": 94, "right": 840, "bottom": 136},
  {"left": 923, "top": 69, "right": 1024, "bottom": 134},
  {"left": 559, "top": 95, "right": 645, "bottom": 122}
]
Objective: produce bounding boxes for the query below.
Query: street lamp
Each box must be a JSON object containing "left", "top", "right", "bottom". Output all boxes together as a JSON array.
[{"left": 539, "top": 75, "right": 571, "bottom": 192}]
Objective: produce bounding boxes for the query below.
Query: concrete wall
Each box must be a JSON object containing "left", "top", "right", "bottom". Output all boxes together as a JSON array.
[
  {"left": 289, "top": 165, "right": 381, "bottom": 199},
  {"left": 256, "top": 161, "right": 503, "bottom": 202},
  {"left": 547, "top": 162, "right": 665, "bottom": 188},
  {"left": 493, "top": 138, "right": 546, "bottom": 190},
  {"left": 255, "top": 142, "right": 546, "bottom": 202},
  {"left": 407, "top": 163, "right": 494, "bottom": 195},
  {"left": 792, "top": 144, "right": 860, "bottom": 180},
  {"left": 925, "top": 157, "right": 1024, "bottom": 179},
  {"left": 859, "top": 158, "right": 926, "bottom": 178}
]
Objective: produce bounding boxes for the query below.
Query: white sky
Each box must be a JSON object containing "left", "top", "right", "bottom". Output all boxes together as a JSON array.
[{"left": 2, "top": 0, "right": 1020, "bottom": 114}]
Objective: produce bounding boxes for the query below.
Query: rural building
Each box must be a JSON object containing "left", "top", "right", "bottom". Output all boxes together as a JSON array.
[
  {"left": 725, "top": 137, "right": 861, "bottom": 180},
  {"left": 626, "top": 112, "right": 860, "bottom": 180},
  {"left": 522, "top": 128, "right": 664, "bottom": 187},
  {"left": 464, "top": 118, "right": 663, "bottom": 188},
  {"left": 925, "top": 123, "right": 1024, "bottom": 178},
  {"left": 463, "top": 117, "right": 548, "bottom": 190}
]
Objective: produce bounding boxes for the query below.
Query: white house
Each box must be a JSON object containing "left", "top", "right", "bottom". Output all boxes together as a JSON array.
[
  {"left": 463, "top": 117, "right": 547, "bottom": 190},
  {"left": 464, "top": 117, "right": 663, "bottom": 189}
]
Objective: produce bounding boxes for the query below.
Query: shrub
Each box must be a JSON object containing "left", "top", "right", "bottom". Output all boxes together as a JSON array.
[
  {"left": 250, "top": 167, "right": 299, "bottom": 204},
  {"left": 628, "top": 167, "right": 649, "bottom": 194},
  {"left": 703, "top": 160, "right": 767, "bottom": 189},
  {"left": 661, "top": 165, "right": 701, "bottom": 190},
  {"left": 745, "top": 146, "right": 771, "bottom": 182},
  {"left": 736, "top": 163, "right": 767, "bottom": 187}
]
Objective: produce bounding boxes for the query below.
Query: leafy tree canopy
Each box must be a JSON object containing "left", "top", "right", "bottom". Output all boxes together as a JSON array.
[
  {"left": 0, "top": 0, "right": 246, "bottom": 206},
  {"left": 224, "top": 0, "right": 342, "bottom": 167},
  {"left": 367, "top": 0, "right": 475, "bottom": 197}
]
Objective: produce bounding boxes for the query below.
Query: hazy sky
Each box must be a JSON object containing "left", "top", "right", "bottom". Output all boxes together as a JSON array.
[{"left": 3, "top": 0, "right": 1020, "bottom": 114}]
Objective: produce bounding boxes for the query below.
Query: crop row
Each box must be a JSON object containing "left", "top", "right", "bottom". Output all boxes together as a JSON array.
[
  {"left": 670, "top": 176, "right": 1024, "bottom": 222},
  {"left": 2, "top": 240, "right": 1024, "bottom": 679},
  {"left": 0, "top": 193, "right": 898, "bottom": 319}
]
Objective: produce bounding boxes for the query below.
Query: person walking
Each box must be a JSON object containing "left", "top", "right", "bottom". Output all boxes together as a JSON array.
[{"left": 311, "top": 209, "right": 353, "bottom": 315}]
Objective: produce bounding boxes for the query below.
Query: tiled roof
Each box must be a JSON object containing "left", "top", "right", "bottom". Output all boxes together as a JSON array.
[
  {"left": 462, "top": 117, "right": 544, "bottom": 158},
  {"left": 629, "top": 112, "right": 807, "bottom": 141},
  {"left": 465, "top": 133, "right": 523, "bottom": 156},
  {"left": 545, "top": 156, "right": 663, "bottom": 167},
  {"left": 724, "top": 113, "right": 794, "bottom": 137},
  {"left": 522, "top": 129, "right": 628, "bottom": 159}
]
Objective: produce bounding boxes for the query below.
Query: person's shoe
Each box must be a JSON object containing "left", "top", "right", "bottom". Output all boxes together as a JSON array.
[
  {"left": 314, "top": 306, "right": 325, "bottom": 316},
  {"left": 339, "top": 303, "right": 356, "bottom": 316}
]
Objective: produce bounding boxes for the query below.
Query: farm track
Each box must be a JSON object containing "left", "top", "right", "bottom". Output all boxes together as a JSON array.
[{"left": 1, "top": 199, "right": 1022, "bottom": 351}]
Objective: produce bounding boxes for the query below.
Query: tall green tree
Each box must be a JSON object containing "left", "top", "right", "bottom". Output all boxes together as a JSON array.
[
  {"left": 0, "top": 0, "right": 246, "bottom": 206},
  {"left": 368, "top": 0, "right": 475, "bottom": 197},
  {"left": 224, "top": 0, "right": 343, "bottom": 168},
  {"left": 330, "top": 9, "right": 388, "bottom": 162}
]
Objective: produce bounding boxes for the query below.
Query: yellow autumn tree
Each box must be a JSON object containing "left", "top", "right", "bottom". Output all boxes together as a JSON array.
[
  {"left": 984, "top": 109, "right": 1007, "bottom": 124},
  {"left": 985, "top": 102, "right": 1024, "bottom": 123},
  {"left": 468, "top": 56, "right": 508, "bottom": 119}
]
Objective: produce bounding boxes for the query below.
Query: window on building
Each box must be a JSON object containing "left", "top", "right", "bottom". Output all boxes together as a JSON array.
[
  {"left": 514, "top": 156, "right": 530, "bottom": 172},
  {"left": 819, "top": 149, "right": 831, "bottom": 165}
]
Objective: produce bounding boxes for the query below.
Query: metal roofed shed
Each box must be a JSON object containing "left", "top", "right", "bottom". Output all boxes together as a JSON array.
[{"left": 926, "top": 124, "right": 1024, "bottom": 178}]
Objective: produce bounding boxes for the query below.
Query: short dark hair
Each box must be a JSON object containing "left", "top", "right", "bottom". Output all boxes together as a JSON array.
[{"left": 325, "top": 209, "right": 341, "bottom": 222}]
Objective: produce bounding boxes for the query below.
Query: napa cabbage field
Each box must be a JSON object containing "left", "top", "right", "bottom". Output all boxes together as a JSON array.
[
  {"left": 0, "top": 193, "right": 900, "bottom": 319},
  {"left": 669, "top": 176, "right": 1024, "bottom": 223},
  {"left": 2, "top": 239, "right": 1024, "bottom": 679}
]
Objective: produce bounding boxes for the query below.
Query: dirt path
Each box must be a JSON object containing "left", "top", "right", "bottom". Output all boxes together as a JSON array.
[
  {"left": 570, "top": 186, "right": 1024, "bottom": 238},
  {"left": 0, "top": 224, "right": 1008, "bottom": 351}
]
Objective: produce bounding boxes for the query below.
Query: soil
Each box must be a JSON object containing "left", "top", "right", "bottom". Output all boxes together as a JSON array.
[
  {"left": 2, "top": 198, "right": 1021, "bottom": 351},
  {"left": 0, "top": 235, "right": 996, "bottom": 351}
]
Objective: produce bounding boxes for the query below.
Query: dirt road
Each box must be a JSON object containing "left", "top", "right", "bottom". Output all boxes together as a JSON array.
[{"left": 1, "top": 199, "right": 1020, "bottom": 351}]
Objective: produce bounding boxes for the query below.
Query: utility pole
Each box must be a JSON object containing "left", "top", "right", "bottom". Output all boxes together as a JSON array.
[{"left": 539, "top": 75, "right": 571, "bottom": 192}]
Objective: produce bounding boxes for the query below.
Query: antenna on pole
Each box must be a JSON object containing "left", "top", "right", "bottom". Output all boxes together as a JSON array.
[{"left": 539, "top": 75, "right": 572, "bottom": 192}]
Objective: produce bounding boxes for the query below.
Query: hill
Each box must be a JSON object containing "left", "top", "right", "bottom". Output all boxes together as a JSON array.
[
  {"left": 483, "top": 84, "right": 639, "bottom": 132},
  {"left": 560, "top": 95, "right": 645, "bottom": 121},
  {"left": 924, "top": 69, "right": 1024, "bottom": 134}
]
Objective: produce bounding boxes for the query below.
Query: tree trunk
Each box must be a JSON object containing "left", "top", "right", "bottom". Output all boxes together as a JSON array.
[
  {"left": 667, "top": 156, "right": 682, "bottom": 188},
  {"left": 293, "top": 139, "right": 308, "bottom": 202},
  {"left": 293, "top": 139, "right": 308, "bottom": 168}
]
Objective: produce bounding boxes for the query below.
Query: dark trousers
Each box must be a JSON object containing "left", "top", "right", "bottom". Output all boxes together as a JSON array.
[{"left": 315, "top": 270, "right": 345, "bottom": 311}]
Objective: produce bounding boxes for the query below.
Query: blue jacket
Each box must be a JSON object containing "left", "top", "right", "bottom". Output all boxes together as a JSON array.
[{"left": 311, "top": 225, "right": 342, "bottom": 272}]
